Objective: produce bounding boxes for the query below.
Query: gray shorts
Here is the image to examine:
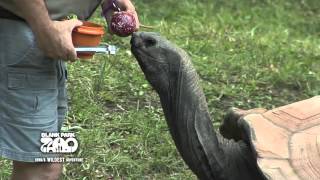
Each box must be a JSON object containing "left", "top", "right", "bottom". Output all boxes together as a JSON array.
[{"left": 0, "top": 19, "right": 68, "bottom": 162}]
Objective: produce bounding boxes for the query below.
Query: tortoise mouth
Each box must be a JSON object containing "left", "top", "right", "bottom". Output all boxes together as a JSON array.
[
  {"left": 130, "top": 32, "right": 143, "bottom": 49},
  {"left": 131, "top": 46, "right": 162, "bottom": 64}
]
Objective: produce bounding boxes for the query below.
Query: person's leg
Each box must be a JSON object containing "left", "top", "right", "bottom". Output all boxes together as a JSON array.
[
  {"left": 9, "top": 63, "right": 67, "bottom": 179},
  {"left": 0, "top": 19, "right": 66, "bottom": 179},
  {"left": 11, "top": 161, "right": 63, "bottom": 180}
]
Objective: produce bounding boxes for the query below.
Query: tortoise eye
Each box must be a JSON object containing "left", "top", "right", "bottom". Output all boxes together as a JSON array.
[{"left": 144, "top": 38, "right": 157, "bottom": 48}]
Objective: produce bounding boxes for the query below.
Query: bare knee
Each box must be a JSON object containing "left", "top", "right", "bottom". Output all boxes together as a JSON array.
[{"left": 12, "top": 161, "right": 63, "bottom": 180}]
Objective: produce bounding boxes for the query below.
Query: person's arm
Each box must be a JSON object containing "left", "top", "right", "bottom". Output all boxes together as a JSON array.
[
  {"left": 102, "top": 0, "right": 140, "bottom": 33},
  {"left": 12, "top": 0, "right": 82, "bottom": 60}
]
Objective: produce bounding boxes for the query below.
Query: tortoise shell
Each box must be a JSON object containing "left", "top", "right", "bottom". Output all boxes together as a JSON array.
[{"left": 243, "top": 96, "right": 320, "bottom": 179}]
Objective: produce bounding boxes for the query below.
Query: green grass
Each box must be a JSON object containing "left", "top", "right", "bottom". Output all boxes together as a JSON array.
[{"left": 1, "top": 0, "right": 319, "bottom": 179}]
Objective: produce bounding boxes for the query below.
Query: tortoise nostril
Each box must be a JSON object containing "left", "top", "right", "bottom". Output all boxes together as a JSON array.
[
  {"left": 131, "top": 36, "right": 144, "bottom": 48},
  {"left": 144, "top": 38, "right": 157, "bottom": 48}
]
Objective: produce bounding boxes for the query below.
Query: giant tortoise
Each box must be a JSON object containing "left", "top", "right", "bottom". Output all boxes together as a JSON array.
[{"left": 130, "top": 32, "right": 320, "bottom": 180}]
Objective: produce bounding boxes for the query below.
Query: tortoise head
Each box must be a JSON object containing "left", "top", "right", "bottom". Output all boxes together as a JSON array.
[{"left": 131, "top": 32, "right": 186, "bottom": 94}]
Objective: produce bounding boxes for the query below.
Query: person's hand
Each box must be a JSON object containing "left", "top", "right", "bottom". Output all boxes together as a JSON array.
[
  {"left": 102, "top": 0, "right": 140, "bottom": 33},
  {"left": 32, "top": 19, "right": 83, "bottom": 61}
]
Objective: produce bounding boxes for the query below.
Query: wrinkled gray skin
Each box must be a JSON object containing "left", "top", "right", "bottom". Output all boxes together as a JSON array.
[{"left": 131, "top": 32, "right": 268, "bottom": 180}]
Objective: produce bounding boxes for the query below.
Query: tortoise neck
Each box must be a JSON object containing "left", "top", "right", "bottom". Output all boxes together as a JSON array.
[{"left": 158, "top": 59, "right": 226, "bottom": 179}]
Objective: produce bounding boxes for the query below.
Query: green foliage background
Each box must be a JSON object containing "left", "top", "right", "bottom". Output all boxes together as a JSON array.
[{"left": 1, "top": 0, "right": 319, "bottom": 179}]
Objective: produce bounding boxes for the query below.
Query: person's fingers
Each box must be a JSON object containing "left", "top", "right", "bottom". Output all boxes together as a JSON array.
[
  {"left": 70, "top": 50, "right": 77, "bottom": 60},
  {"left": 73, "top": 19, "right": 83, "bottom": 26},
  {"left": 65, "top": 43, "right": 78, "bottom": 61},
  {"left": 43, "top": 47, "right": 61, "bottom": 60},
  {"left": 117, "top": 0, "right": 135, "bottom": 11},
  {"left": 131, "top": 11, "right": 140, "bottom": 31},
  {"left": 63, "top": 20, "right": 80, "bottom": 61},
  {"left": 104, "top": 0, "right": 140, "bottom": 33},
  {"left": 56, "top": 45, "right": 77, "bottom": 61},
  {"left": 66, "top": 19, "right": 83, "bottom": 31},
  {"left": 68, "top": 51, "right": 77, "bottom": 61},
  {"left": 107, "top": 11, "right": 116, "bottom": 34},
  {"left": 46, "top": 52, "right": 56, "bottom": 59},
  {"left": 54, "top": 40, "right": 75, "bottom": 61},
  {"left": 63, "top": 51, "right": 74, "bottom": 61}
]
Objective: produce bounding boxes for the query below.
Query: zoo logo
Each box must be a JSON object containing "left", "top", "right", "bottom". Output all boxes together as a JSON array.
[{"left": 40, "top": 133, "right": 78, "bottom": 153}]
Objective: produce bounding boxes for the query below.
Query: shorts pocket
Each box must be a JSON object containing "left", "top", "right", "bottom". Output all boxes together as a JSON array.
[
  {"left": 6, "top": 72, "right": 58, "bottom": 119},
  {"left": 8, "top": 72, "right": 57, "bottom": 90}
]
